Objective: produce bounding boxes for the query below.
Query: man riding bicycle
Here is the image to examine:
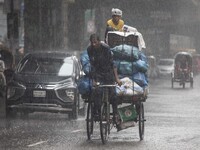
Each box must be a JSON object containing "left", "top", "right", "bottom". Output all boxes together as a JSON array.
[{"left": 87, "top": 34, "right": 122, "bottom": 125}]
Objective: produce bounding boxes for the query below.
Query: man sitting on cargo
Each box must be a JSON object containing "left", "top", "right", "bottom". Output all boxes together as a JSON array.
[{"left": 105, "top": 8, "right": 124, "bottom": 41}]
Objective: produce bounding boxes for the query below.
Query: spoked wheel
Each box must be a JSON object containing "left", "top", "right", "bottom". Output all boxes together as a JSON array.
[
  {"left": 138, "top": 102, "right": 145, "bottom": 141},
  {"left": 171, "top": 78, "right": 174, "bottom": 88},
  {"left": 190, "top": 78, "right": 193, "bottom": 88},
  {"left": 100, "top": 102, "right": 110, "bottom": 144},
  {"left": 181, "top": 73, "right": 185, "bottom": 89},
  {"left": 86, "top": 102, "right": 94, "bottom": 140},
  {"left": 182, "top": 82, "right": 185, "bottom": 88}
]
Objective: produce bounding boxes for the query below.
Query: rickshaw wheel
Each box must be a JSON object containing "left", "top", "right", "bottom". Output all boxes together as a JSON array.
[
  {"left": 190, "top": 78, "right": 193, "bottom": 88},
  {"left": 182, "top": 82, "right": 185, "bottom": 88},
  {"left": 100, "top": 103, "right": 110, "bottom": 144},
  {"left": 138, "top": 102, "right": 145, "bottom": 141},
  {"left": 171, "top": 78, "right": 174, "bottom": 88},
  {"left": 86, "top": 101, "right": 94, "bottom": 140}
]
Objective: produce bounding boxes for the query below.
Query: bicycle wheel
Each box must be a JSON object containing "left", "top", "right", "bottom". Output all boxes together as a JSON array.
[
  {"left": 86, "top": 102, "right": 94, "bottom": 140},
  {"left": 100, "top": 102, "right": 110, "bottom": 144},
  {"left": 171, "top": 78, "right": 174, "bottom": 88},
  {"left": 138, "top": 102, "right": 145, "bottom": 140}
]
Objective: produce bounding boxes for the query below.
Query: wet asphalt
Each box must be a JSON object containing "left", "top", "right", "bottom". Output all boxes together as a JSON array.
[{"left": 0, "top": 74, "right": 200, "bottom": 150}]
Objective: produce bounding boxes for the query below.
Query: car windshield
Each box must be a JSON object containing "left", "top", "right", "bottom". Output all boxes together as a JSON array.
[
  {"left": 158, "top": 59, "right": 174, "bottom": 66},
  {"left": 19, "top": 57, "right": 73, "bottom": 76}
]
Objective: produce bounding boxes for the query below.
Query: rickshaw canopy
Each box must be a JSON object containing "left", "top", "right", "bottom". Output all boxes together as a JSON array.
[{"left": 174, "top": 52, "right": 193, "bottom": 67}]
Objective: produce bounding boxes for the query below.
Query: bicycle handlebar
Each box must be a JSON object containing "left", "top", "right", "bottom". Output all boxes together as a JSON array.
[
  {"left": 97, "top": 84, "right": 117, "bottom": 88},
  {"left": 95, "top": 82, "right": 117, "bottom": 88}
]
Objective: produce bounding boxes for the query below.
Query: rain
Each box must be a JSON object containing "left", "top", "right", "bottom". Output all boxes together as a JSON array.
[{"left": 0, "top": 0, "right": 200, "bottom": 149}]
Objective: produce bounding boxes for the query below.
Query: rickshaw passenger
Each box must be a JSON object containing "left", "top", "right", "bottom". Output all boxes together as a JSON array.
[
  {"left": 87, "top": 34, "right": 122, "bottom": 126},
  {"left": 178, "top": 56, "right": 189, "bottom": 71},
  {"left": 176, "top": 55, "right": 190, "bottom": 81}
]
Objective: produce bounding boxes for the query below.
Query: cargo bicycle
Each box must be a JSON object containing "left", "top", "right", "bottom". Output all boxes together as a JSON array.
[
  {"left": 86, "top": 82, "right": 147, "bottom": 144},
  {"left": 85, "top": 29, "right": 148, "bottom": 144}
]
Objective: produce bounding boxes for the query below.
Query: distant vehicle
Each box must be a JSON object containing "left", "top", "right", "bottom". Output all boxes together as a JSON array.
[
  {"left": 171, "top": 52, "right": 193, "bottom": 88},
  {"left": 157, "top": 58, "right": 174, "bottom": 76},
  {"left": 6, "top": 51, "right": 85, "bottom": 119}
]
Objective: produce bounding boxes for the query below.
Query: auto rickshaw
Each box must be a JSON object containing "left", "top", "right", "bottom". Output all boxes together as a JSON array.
[{"left": 171, "top": 52, "right": 193, "bottom": 88}]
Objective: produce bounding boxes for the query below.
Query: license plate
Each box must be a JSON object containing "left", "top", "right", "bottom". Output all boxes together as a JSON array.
[{"left": 33, "top": 90, "right": 46, "bottom": 97}]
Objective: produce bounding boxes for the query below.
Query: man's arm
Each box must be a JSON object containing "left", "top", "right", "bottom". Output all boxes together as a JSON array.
[{"left": 113, "top": 67, "right": 122, "bottom": 86}]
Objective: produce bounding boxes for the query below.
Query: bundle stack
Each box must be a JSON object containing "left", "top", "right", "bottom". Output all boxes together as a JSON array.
[{"left": 108, "top": 31, "right": 149, "bottom": 96}]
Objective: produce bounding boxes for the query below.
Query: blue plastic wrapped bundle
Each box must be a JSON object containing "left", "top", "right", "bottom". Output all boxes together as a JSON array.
[
  {"left": 138, "top": 51, "right": 148, "bottom": 63},
  {"left": 80, "top": 50, "right": 91, "bottom": 75},
  {"left": 111, "top": 44, "right": 140, "bottom": 61},
  {"left": 114, "top": 60, "right": 138, "bottom": 76},
  {"left": 77, "top": 75, "right": 92, "bottom": 95},
  {"left": 133, "top": 59, "right": 149, "bottom": 73},
  {"left": 132, "top": 72, "right": 148, "bottom": 87}
]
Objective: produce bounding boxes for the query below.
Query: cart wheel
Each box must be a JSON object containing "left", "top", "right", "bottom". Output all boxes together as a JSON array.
[
  {"left": 190, "top": 78, "right": 193, "bottom": 88},
  {"left": 100, "top": 102, "right": 110, "bottom": 144},
  {"left": 138, "top": 102, "right": 145, "bottom": 141},
  {"left": 183, "top": 82, "right": 185, "bottom": 88},
  {"left": 86, "top": 102, "right": 94, "bottom": 140}
]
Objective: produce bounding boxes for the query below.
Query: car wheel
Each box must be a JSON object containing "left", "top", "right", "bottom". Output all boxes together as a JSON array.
[
  {"left": 78, "top": 94, "right": 87, "bottom": 116},
  {"left": 19, "top": 110, "right": 29, "bottom": 119},
  {"left": 69, "top": 102, "right": 78, "bottom": 120},
  {"left": 5, "top": 88, "right": 17, "bottom": 118},
  {"left": 5, "top": 106, "right": 17, "bottom": 118}
]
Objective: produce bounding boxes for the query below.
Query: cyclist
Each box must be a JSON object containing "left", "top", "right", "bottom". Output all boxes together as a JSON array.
[
  {"left": 105, "top": 8, "right": 124, "bottom": 41},
  {"left": 87, "top": 33, "right": 122, "bottom": 125}
]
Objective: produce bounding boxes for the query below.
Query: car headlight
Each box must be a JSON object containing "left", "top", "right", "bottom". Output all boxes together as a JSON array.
[
  {"left": 6, "top": 83, "right": 26, "bottom": 100},
  {"left": 7, "top": 87, "right": 16, "bottom": 99},
  {"left": 65, "top": 89, "right": 74, "bottom": 101},
  {"left": 56, "top": 88, "right": 75, "bottom": 102}
]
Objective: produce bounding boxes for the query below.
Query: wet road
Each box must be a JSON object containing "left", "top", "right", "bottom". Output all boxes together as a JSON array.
[{"left": 0, "top": 75, "right": 200, "bottom": 150}]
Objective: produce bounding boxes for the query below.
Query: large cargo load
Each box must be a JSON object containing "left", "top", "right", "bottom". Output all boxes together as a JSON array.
[
  {"left": 107, "top": 31, "right": 149, "bottom": 95},
  {"left": 106, "top": 30, "right": 146, "bottom": 50}
]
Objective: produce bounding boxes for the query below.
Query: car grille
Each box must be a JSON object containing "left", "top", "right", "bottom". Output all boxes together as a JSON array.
[{"left": 22, "top": 88, "right": 58, "bottom": 103}]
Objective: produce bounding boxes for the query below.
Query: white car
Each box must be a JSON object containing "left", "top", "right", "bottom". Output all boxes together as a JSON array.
[{"left": 157, "top": 58, "right": 174, "bottom": 76}]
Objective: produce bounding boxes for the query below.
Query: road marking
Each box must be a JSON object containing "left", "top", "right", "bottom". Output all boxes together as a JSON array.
[
  {"left": 71, "top": 129, "right": 82, "bottom": 133},
  {"left": 28, "top": 141, "right": 47, "bottom": 147}
]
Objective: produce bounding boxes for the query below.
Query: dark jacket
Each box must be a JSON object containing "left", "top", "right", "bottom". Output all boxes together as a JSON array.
[{"left": 87, "top": 42, "right": 115, "bottom": 83}]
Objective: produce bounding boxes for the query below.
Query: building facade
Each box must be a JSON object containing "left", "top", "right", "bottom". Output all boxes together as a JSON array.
[
  {"left": 3, "top": 0, "right": 200, "bottom": 57},
  {"left": 0, "top": 0, "right": 7, "bottom": 42}
]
